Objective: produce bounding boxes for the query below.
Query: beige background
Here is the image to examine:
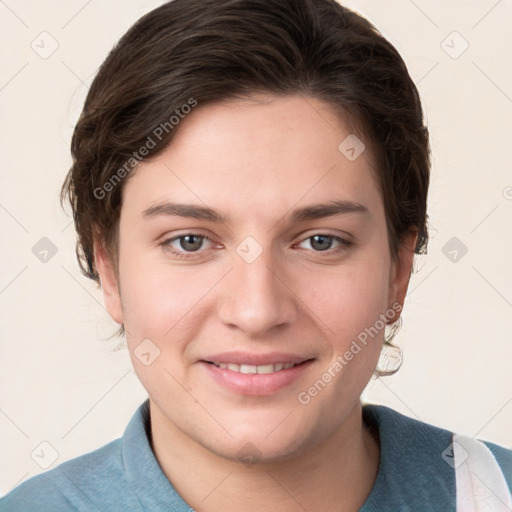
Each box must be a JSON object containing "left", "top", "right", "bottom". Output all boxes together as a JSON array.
[{"left": 1, "top": 0, "right": 511, "bottom": 496}]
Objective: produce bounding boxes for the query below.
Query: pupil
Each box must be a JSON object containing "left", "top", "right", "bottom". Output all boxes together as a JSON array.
[
  {"left": 312, "top": 235, "right": 331, "bottom": 251},
  {"left": 182, "top": 235, "right": 202, "bottom": 251}
]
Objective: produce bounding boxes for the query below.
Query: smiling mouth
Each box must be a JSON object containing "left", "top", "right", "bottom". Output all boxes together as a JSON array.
[
  {"left": 208, "top": 362, "right": 299, "bottom": 374},
  {"left": 204, "top": 360, "right": 314, "bottom": 374},
  {"left": 202, "top": 357, "right": 315, "bottom": 395}
]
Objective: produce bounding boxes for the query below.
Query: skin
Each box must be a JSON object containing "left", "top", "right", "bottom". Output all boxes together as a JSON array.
[{"left": 95, "top": 94, "right": 417, "bottom": 511}]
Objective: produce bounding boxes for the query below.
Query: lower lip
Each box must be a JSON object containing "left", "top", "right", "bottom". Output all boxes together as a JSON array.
[{"left": 200, "top": 360, "right": 314, "bottom": 396}]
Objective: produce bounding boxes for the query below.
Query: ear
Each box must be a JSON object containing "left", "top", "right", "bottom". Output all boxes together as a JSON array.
[
  {"left": 93, "top": 236, "right": 124, "bottom": 324},
  {"left": 387, "top": 228, "right": 418, "bottom": 323}
]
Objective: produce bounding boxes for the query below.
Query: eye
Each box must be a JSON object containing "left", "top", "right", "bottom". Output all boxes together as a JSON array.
[
  {"left": 161, "top": 232, "right": 352, "bottom": 260},
  {"left": 162, "top": 233, "right": 215, "bottom": 258},
  {"left": 297, "top": 233, "right": 351, "bottom": 254}
]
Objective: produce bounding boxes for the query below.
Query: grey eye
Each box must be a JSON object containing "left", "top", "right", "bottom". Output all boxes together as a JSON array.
[
  {"left": 177, "top": 234, "right": 204, "bottom": 252},
  {"left": 308, "top": 235, "right": 335, "bottom": 251}
]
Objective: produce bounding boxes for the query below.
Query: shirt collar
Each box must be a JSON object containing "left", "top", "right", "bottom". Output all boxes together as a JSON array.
[
  {"left": 122, "top": 399, "right": 192, "bottom": 511},
  {"left": 360, "top": 404, "right": 455, "bottom": 511}
]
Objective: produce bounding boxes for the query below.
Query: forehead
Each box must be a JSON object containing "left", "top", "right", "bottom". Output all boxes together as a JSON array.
[{"left": 121, "top": 94, "right": 382, "bottom": 223}]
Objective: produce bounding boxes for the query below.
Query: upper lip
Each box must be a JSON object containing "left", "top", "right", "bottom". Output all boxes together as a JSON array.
[{"left": 201, "top": 351, "right": 314, "bottom": 366}]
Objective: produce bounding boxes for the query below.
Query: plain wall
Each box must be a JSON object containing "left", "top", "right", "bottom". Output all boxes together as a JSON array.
[{"left": 1, "top": 0, "right": 511, "bottom": 495}]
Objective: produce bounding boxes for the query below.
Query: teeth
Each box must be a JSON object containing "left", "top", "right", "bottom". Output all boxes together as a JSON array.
[
  {"left": 215, "top": 362, "right": 298, "bottom": 373},
  {"left": 256, "top": 364, "right": 275, "bottom": 374},
  {"left": 240, "top": 364, "right": 257, "bottom": 374}
]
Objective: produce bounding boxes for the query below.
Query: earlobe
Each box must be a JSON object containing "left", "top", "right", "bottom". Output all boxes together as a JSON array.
[
  {"left": 387, "top": 229, "right": 418, "bottom": 324},
  {"left": 93, "top": 237, "right": 124, "bottom": 325}
]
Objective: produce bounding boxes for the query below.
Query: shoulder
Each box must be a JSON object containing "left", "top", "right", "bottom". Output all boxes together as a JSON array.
[
  {"left": 364, "top": 403, "right": 511, "bottom": 473},
  {"left": 0, "top": 438, "right": 138, "bottom": 512},
  {"left": 362, "top": 403, "right": 456, "bottom": 458},
  {"left": 361, "top": 404, "right": 457, "bottom": 510},
  {"left": 360, "top": 404, "right": 512, "bottom": 511},
  {"left": 0, "top": 400, "right": 183, "bottom": 512}
]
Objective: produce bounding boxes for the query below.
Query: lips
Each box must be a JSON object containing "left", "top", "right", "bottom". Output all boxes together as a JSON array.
[{"left": 200, "top": 351, "right": 315, "bottom": 395}]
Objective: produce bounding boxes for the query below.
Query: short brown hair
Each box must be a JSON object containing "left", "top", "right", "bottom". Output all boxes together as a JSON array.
[{"left": 61, "top": 0, "right": 430, "bottom": 284}]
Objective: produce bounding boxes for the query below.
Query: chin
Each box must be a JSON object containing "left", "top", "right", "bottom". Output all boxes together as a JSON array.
[
  {"left": 210, "top": 434, "right": 313, "bottom": 467},
  {"left": 206, "top": 410, "right": 328, "bottom": 465}
]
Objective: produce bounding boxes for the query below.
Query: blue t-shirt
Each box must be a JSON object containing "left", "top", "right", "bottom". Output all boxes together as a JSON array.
[{"left": 1, "top": 399, "right": 511, "bottom": 511}]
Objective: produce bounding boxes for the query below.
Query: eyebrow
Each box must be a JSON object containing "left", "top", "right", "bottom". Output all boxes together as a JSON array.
[{"left": 141, "top": 199, "right": 369, "bottom": 223}]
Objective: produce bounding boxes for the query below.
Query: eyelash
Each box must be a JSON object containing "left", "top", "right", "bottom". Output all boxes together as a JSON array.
[{"left": 161, "top": 232, "right": 352, "bottom": 260}]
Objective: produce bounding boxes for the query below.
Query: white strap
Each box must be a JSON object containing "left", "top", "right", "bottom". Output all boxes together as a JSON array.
[{"left": 454, "top": 433, "right": 512, "bottom": 512}]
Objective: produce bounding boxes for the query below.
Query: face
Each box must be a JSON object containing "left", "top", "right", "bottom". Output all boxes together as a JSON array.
[{"left": 96, "top": 94, "right": 416, "bottom": 463}]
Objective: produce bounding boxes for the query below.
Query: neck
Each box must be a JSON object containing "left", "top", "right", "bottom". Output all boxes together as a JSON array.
[{"left": 149, "top": 400, "right": 380, "bottom": 512}]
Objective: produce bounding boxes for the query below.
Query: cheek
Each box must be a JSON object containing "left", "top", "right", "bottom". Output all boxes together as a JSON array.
[
  {"left": 117, "top": 240, "right": 228, "bottom": 372},
  {"left": 120, "top": 260, "right": 203, "bottom": 338},
  {"left": 118, "top": 256, "right": 208, "bottom": 395},
  {"left": 299, "top": 254, "right": 391, "bottom": 400},
  {"left": 299, "top": 256, "right": 390, "bottom": 341}
]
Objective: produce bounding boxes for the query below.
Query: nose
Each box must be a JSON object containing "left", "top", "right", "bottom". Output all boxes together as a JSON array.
[{"left": 217, "top": 246, "right": 299, "bottom": 336}]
